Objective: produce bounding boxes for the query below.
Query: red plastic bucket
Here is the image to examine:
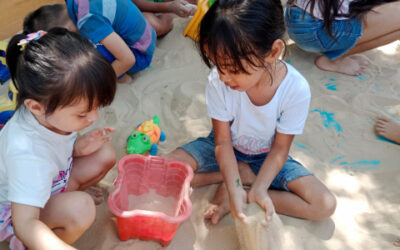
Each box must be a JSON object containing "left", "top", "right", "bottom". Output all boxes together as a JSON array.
[{"left": 108, "top": 155, "right": 193, "bottom": 246}]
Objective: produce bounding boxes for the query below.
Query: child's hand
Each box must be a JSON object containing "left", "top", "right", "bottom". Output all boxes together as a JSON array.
[
  {"left": 73, "top": 128, "right": 115, "bottom": 157},
  {"left": 168, "top": 0, "right": 191, "bottom": 17},
  {"left": 248, "top": 187, "right": 275, "bottom": 222},
  {"left": 229, "top": 187, "right": 248, "bottom": 223}
]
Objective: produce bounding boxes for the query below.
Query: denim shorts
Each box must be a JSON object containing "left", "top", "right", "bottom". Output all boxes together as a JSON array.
[
  {"left": 285, "top": 6, "right": 363, "bottom": 60},
  {"left": 179, "top": 131, "right": 313, "bottom": 192},
  {"left": 96, "top": 44, "right": 153, "bottom": 77}
]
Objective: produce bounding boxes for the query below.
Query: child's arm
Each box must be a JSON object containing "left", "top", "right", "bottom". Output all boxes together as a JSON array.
[
  {"left": 11, "top": 203, "right": 75, "bottom": 250},
  {"left": 100, "top": 32, "right": 135, "bottom": 78},
  {"left": 248, "top": 132, "right": 294, "bottom": 220},
  {"left": 131, "top": 0, "right": 191, "bottom": 17},
  {"left": 212, "top": 119, "right": 248, "bottom": 222}
]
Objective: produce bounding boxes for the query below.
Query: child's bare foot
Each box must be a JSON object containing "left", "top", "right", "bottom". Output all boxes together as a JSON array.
[
  {"left": 394, "top": 238, "right": 400, "bottom": 247},
  {"left": 85, "top": 186, "right": 104, "bottom": 205},
  {"left": 204, "top": 184, "right": 231, "bottom": 224},
  {"left": 375, "top": 116, "right": 400, "bottom": 143},
  {"left": 315, "top": 55, "right": 368, "bottom": 76},
  {"left": 117, "top": 74, "right": 132, "bottom": 83}
]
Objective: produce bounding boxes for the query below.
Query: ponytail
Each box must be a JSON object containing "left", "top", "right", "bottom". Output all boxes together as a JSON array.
[{"left": 6, "top": 34, "right": 26, "bottom": 87}]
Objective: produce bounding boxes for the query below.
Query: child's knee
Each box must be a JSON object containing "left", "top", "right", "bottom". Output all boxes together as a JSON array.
[
  {"left": 67, "top": 192, "right": 96, "bottom": 230},
  {"left": 311, "top": 191, "right": 337, "bottom": 220},
  {"left": 164, "top": 149, "right": 198, "bottom": 171},
  {"left": 99, "top": 143, "right": 117, "bottom": 171}
]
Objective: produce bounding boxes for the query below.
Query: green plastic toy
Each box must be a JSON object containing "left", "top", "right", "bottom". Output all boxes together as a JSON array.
[{"left": 126, "top": 116, "right": 166, "bottom": 155}]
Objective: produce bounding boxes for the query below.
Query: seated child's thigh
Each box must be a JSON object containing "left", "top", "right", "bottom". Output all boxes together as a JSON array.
[
  {"left": 249, "top": 155, "right": 313, "bottom": 192},
  {"left": 178, "top": 132, "right": 220, "bottom": 172}
]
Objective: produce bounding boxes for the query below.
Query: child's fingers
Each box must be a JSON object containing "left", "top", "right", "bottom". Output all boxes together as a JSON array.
[{"left": 103, "top": 127, "right": 115, "bottom": 135}]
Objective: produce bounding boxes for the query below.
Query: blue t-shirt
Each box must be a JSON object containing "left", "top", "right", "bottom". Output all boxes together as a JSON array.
[{"left": 66, "top": 0, "right": 156, "bottom": 57}]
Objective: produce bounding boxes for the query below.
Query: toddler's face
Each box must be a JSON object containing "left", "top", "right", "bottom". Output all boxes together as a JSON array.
[
  {"left": 43, "top": 99, "right": 98, "bottom": 134},
  {"left": 216, "top": 61, "right": 269, "bottom": 92}
]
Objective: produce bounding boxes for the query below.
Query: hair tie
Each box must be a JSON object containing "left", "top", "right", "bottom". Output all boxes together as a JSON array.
[{"left": 17, "top": 30, "right": 47, "bottom": 51}]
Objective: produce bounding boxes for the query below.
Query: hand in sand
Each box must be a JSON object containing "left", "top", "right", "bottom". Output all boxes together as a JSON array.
[
  {"left": 168, "top": 0, "right": 191, "bottom": 17},
  {"left": 229, "top": 187, "right": 248, "bottom": 223},
  {"left": 74, "top": 128, "right": 115, "bottom": 157},
  {"left": 204, "top": 184, "right": 247, "bottom": 224},
  {"left": 375, "top": 116, "right": 400, "bottom": 143},
  {"left": 248, "top": 186, "right": 275, "bottom": 222}
]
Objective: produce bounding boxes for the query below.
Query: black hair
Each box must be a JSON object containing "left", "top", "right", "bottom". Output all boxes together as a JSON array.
[
  {"left": 198, "top": 0, "right": 286, "bottom": 75},
  {"left": 6, "top": 27, "right": 116, "bottom": 115},
  {"left": 23, "top": 4, "right": 69, "bottom": 34},
  {"left": 289, "top": 0, "right": 398, "bottom": 39}
]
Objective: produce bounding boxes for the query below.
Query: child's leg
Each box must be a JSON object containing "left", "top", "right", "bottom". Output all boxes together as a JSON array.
[
  {"left": 316, "top": 1, "right": 400, "bottom": 75},
  {"left": 204, "top": 163, "right": 336, "bottom": 223},
  {"left": 39, "top": 191, "right": 96, "bottom": 244},
  {"left": 268, "top": 175, "right": 336, "bottom": 220},
  {"left": 66, "top": 143, "right": 116, "bottom": 202},
  {"left": 142, "top": 12, "right": 175, "bottom": 37},
  {"left": 375, "top": 116, "right": 400, "bottom": 143}
]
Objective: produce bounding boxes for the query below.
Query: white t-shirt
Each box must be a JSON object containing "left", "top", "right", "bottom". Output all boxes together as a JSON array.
[
  {"left": 0, "top": 107, "right": 77, "bottom": 208},
  {"left": 295, "top": 0, "right": 352, "bottom": 20},
  {"left": 206, "top": 62, "right": 311, "bottom": 155}
]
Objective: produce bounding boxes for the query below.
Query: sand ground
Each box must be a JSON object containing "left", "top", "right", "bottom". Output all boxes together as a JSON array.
[{"left": 1, "top": 12, "right": 400, "bottom": 250}]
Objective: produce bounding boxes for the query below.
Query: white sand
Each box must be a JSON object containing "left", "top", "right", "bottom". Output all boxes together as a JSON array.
[
  {"left": 128, "top": 189, "right": 177, "bottom": 217},
  {"left": 1, "top": 10, "right": 400, "bottom": 250}
]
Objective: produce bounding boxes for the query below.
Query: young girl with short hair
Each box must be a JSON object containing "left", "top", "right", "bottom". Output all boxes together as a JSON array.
[
  {"left": 0, "top": 28, "right": 117, "bottom": 250},
  {"left": 166, "top": 0, "right": 336, "bottom": 224}
]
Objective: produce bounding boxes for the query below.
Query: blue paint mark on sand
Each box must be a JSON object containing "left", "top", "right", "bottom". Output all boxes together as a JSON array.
[
  {"left": 293, "top": 142, "right": 307, "bottom": 149},
  {"left": 311, "top": 109, "right": 343, "bottom": 132},
  {"left": 355, "top": 74, "right": 367, "bottom": 80},
  {"left": 330, "top": 156, "right": 344, "bottom": 163},
  {"left": 325, "top": 83, "right": 337, "bottom": 91},
  {"left": 374, "top": 85, "right": 380, "bottom": 91},
  {"left": 340, "top": 160, "right": 380, "bottom": 171}
]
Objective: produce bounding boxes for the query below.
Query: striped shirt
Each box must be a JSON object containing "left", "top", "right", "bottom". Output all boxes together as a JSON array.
[{"left": 66, "top": 0, "right": 156, "bottom": 57}]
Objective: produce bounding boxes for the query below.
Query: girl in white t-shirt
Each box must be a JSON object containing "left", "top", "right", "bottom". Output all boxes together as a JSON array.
[
  {"left": 0, "top": 28, "right": 116, "bottom": 250},
  {"left": 166, "top": 0, "right": 336, "bottom": 225},
  {"left": 286, "top": 0, "right": 400, "bottom": 75}
]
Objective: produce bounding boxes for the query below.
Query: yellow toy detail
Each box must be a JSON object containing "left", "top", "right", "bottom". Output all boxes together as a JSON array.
[{"left": 183, "top": 0, "right": 211, "bottom": 41}]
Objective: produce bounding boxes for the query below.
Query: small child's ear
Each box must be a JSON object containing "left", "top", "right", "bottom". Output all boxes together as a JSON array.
[
  {"left": 24, "top": 99, "right": 45, "bottom": 117},
  {"left": 265, "top": 39, "right": 284, "bottom": 63}
]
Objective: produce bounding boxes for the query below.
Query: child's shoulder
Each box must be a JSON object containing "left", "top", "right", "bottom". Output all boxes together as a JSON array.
[
  {"left": 282, "top": 62, "right": 310, "bottom": 93},
  {"left": 278, "top": 62, "right": 311, "bottom": 103}
]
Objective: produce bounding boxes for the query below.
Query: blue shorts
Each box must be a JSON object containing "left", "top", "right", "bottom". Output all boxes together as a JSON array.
[
  {"left": 96, "top": 44, "right": 153, "bottom": 77},
  {"left": 179, "top": 131, "right": 313, "bottom": 192},
  {"left": 285, "top": 6, "right": 363, "bottom": 60}
]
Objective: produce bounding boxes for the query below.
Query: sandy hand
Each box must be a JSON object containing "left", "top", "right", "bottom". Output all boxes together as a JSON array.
[
  {"left": 74, "top": 128, "right": 115, "bottom": 157},
  {"left": 248, "top": 187, "right": 275, "bottom": 223},
  {"left": 169, "top": 0, "right": 191, "bottom": 17}
]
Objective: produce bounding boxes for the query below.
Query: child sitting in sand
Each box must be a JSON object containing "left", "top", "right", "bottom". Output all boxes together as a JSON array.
[
  {"left": 24, "top": 1, "right": 157, "bottom": 83},
  {"left": 0, "top": 28, "right": 116, "bottom": 250},
  {"left": 131, "top": 0, "right": 197, "bottom": 37},
  {"left": 166, "top": 0, "right": 336, "bottom": 224},
  {"left": 285, "top": 0, "right": 400, "bottom": 76}
]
